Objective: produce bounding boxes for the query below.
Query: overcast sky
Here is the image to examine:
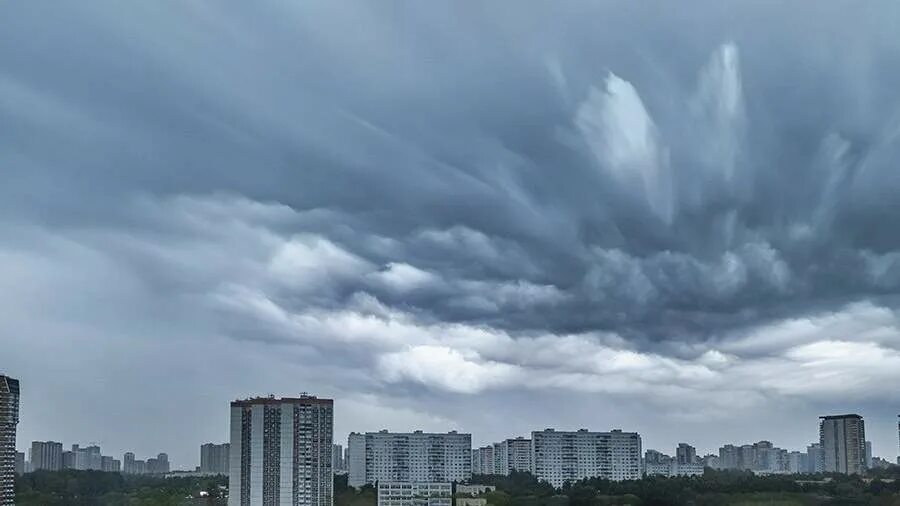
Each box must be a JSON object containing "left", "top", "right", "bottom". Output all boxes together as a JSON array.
[{"left": 4, "top": 1, "right": 900, "bottom": 469}]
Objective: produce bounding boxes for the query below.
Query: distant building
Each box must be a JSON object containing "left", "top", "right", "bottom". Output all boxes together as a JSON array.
[
  {"left": 147, "top": 453, "right": 169, "bottom": 474},
  {"left": 787, "top": 451, "right": 807, "bottom": 474},
  {"left": 718, "top": 441, "right": 792, "bottom": 474},
  {"left": 531, "top": 428, "right": 641, "bottom": 487},
  {"left": 62, "top": 451, "right": 75, "bottom": 469},
  {"left": 101, "top": 456, "right": 121, "bottom": 472},
  {"left": 376, "top": 482, "right": 451, "bottom": 506},
  {"left": 456, "top": 484, "right": 496, "bottom": 496},
  {"left": 348, "top": 432, "right": 366, "bottom": 487},
  {"left": 30, "top": 441, "right": 63, "bottom": 471},
  {"left": 865, "top": 441, "right": 873, "bottom": 469},
  {"left": 228, "top": 395, "right": 334, "bottom": 506},
  {"left": 871, "top": 457, "right": 893, "bottom": 469},
  {"left": 820, "top": 414, "right": 866, "bottom": 475},
  {"left": 643, "top": 450, "right": 672, "bottom": 476},
  {"left": 807, "top": 443, "right": 825, "bottom": 473},
  {"left": 645, "top": 447, "right": 703, "bottom": 477},
  {"left": 200, "top": 443, "right": 230, "bottom": 475},
  {"left": 471, "top": 445, "right": 495, "bottom": 476},
  {"left": 347, "top": 430, "right": 471, "bottom": 488},
  {"left": 719, "top": 445, "right": 739, "bottom": 470},
  {"left": 676, "top": 443, "right": 697, "bottom": 465},
  {"left": 14, "top": 453, "right": 24, "bottom": 477},
  {"left": 123, "top": 452, "right": 136, "bottom": 474},
  {"left": 332, "top": 443, "right": 344, "bottom": 472},
  {"left": 0, "top": 374, "right": 20, "bottom": 506},
  {"left": 70, "top": 444, "right": 102, "bottom": 471},
  {"left": 123, "top": 452, "right": 157, "bottom": 475},
  {"left": 495, "top": 438, "right": 532, "bottom": 475},
  {"left": 702, "top": 454, "right": 720, "bottom": 469}
]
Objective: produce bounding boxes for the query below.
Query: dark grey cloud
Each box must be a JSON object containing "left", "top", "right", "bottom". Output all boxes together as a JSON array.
[{"left": 4, "top": 0, "right": 900, "bottom": 466}]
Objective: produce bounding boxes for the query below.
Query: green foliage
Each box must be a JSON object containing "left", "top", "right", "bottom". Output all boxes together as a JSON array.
[
  {"left": 472, "top": 469, "right": 900, "bottom": 506},
  {"left": 333, "top": 473, "right": 376, "bottom": 506},
  {"left": 15, "top": 470, "right": 227, "bottom": 505},
  {"left": 18, "top": 467, "right": 900, "bottom": 506}
]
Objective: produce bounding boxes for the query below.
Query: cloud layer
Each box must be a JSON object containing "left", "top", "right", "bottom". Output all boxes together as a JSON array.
[{"left": 4, "top": 0, "right": 900, "bottom": 466}]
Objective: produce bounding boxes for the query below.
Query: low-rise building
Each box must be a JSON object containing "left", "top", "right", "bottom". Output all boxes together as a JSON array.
[
  {"left": 456, "top": 484, "right": 496, "bottom": 496},
  {"left": 376, "top": 482, "right": 451, "bottom": 506}
]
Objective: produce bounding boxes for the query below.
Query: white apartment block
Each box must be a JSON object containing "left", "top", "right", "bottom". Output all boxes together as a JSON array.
[
  {"left": 493, "top": 438, "right": 532, "bottom": 475},
  {"left": 643, "top": 449, "right": 703, "bottom": 477},
  {"left": 348, "top": 431, "right": 471, "bottom": 487},
  {"left": 376, "top": 482, "right": 451, "bottom": 506},
  {"left": 471, "top": 445, "right": 494, "bottom": 475},
  {"left": 532, "top": 429, "right": 641, "bottom": 488},
  {"left": 228, "top": 395, "right": 333, "bottom": 506}
]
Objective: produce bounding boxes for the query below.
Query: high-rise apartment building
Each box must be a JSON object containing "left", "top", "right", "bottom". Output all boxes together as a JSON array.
[
  {"left": 147, "top": 453, "right": 170, "bottom": 474},
  {"left": 643, "top": 449, "right": 672, "bottom": 476},
  {"left": 806, "top": 443, "right": 825, "bottom": 473},
  {"left": 229, "top": 395, "right": 334, "bottom": 506},
  {"left": 348, "top": 433, "right": 366, "bottom": 487},
  {"left": 99, "top": 456, "right": 121, "bottom": 472},
  {"left": 30, "top": 441, "right": 63, "bottom": 471},
  {"left": 718, "top": 444, "right": 739, "bottom": 469},
  {"left": 0, "top": 375, "right": 19, "bottom": 506},
  {"left": 14, "top": 453, "right": 24, "bottom": 477},
  {"left": 471, "top": 445, "right": 494, "bottom": 476},
  {"left": 786, "top": 451, "right": 807, "bottom": 474},
  {"left": 718, "top": 441, "right": 792, "bottom": 473},
  {"left": 643, "top": 447, "right": 703, "bottom": 477},
  {"left": 101, "top": 456, "right": 121, "bottom": 472},
  {"left": 820, "top": 414, "right": 866, "bottom": 475},
  {"left": 531, "top": 428, "right": 642, "bottom": 488},
  {"left": 70, "top": 444, "right": 102, "bottom": 471},
  {"left": 332, "top": 444, "right": 344, "bottom": 472},
  {"left": 676, "top": 443, "right": 697, "bottom": 465},
  {"left": 347, "top": 430, "right": 471, "bottom": 488},
  {"left": 503, "top": 437, "right": 533, "bottom": 474},
  {"left": 470, "top": 441, "right": 525, "bottom": 476},
  {"left": 201, "top": 443, "right": 230, "bottom": 474},
  {"left": 123, "top": 452, "right": 136, "bottom": 474}
]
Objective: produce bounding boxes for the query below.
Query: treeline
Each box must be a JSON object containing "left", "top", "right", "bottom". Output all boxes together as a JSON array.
[
  {"left": 473, "top": 469, "right": 900, "bottom": 506},
  {"left": 15, "top": 470, "right": 227, "bottom": 505},
  {"left": 334, "top": 473, "right": 377, "bottom": 506},
  {"left": 17, "top": 468, "right": 900, "bottom": 505}
]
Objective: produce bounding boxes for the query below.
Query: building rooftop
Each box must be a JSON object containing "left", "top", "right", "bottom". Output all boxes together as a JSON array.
[
  {"left": 819, "top": 414, "right": 863, "bottom": 420},
  {"left": 231, "top": 394, "right": 333, "bottom": 407}
]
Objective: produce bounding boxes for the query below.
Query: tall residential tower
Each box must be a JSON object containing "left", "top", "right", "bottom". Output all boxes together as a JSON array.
[
  {"left": 229, "top": 395, "right": 333, "bottom": 506},
  {"left": 819, "top": 414, "right": 866, "bottom": 475},
  {"left": 0, "top": 375, "right": 20, "bottom": 506}
]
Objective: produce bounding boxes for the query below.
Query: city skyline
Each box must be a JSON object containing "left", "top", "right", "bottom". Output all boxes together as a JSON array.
[
  {"left": 3, "top": 378, "right": 897, "bottom": 495},
  {"left": 11, "top": 401, "right": 900, "bottom": 474},
  {"left": 7, "top": 0, "right": 900, "bottom": 473}
]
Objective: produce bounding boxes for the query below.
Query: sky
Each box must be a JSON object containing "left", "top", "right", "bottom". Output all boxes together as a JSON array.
[{"left": 3, "top": 0, "right": 900, "bottom": 469}]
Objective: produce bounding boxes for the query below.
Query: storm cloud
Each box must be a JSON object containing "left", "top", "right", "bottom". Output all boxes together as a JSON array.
[{"left": 4, "top": 0, "right": 900, "bottom": 467}]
